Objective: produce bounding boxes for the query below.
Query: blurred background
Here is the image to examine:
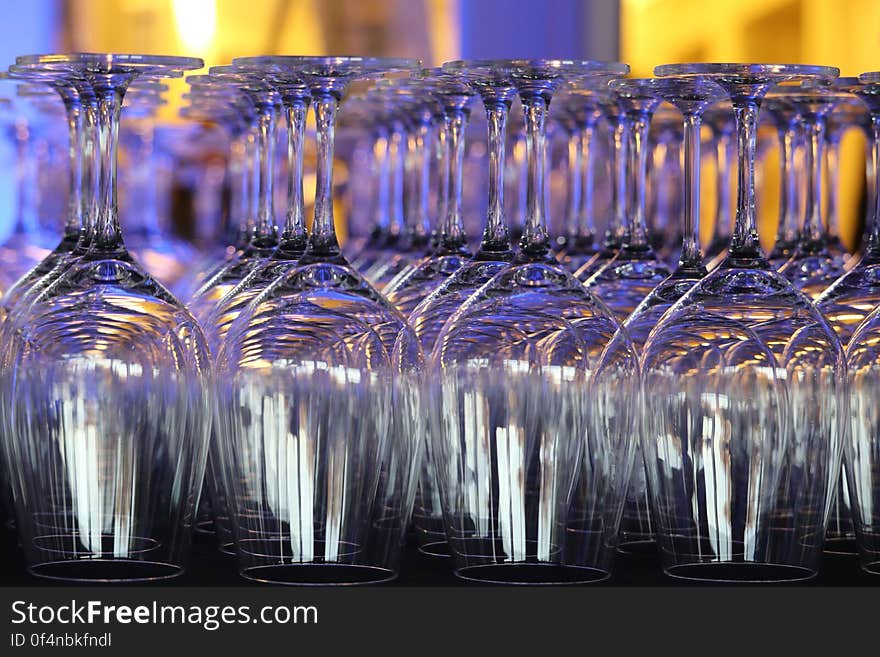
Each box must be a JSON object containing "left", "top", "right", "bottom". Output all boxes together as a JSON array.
[{"left": 0, "top": 0, "right": 878, "bottom": 279}]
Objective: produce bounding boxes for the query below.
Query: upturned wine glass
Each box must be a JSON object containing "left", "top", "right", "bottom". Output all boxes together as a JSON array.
[
  {"left": 429, "top": 60, "right": 637, "bottom": 585},
  {"left": 404, "top": 60, "right": 518, "bottom": 557},
  {"left": 644, "top": 63, "right": 845, "bottom": 582},
  {"left": 613, "top": 76, "right": 726, "bottom": 553},
  {"left": 816, "top": 75, "right": 880, "bottom": 554},
  {"left": 215, "top": 56, "right": 424, "bottom": 585},
  {"left": 0, "top": 53, "right": 210, "bottom": 583}
]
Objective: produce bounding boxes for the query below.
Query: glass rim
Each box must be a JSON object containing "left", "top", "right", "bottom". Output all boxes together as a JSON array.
[
  {"left": 655, "top": 62, "right": 839, "bottom": 79},
  {"left": 230, "top": 55, "right": 420, "bottom": 75},
  {"left": 859, "top": 72, "right": 880, "bottom": 84},
  {"left": 16, "top": 53, "right": 204, "bottom": 72}
]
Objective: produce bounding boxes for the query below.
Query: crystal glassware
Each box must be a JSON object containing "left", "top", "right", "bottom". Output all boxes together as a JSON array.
[
  {"left": 215, "top": 56, "right": 424, "bottom": 585},
  {"left": 0, "top": 53, "right": 210, "bottom": 582},
  {"left": 816, "top": 74, "right": 880, "bottom": 554},
  {"left": 644, "top": 62, "right": 845, "bottom": 582},
  {"left": 429, "top": 60, "right": 637, "bottom": 585},
  {"left": 613, "top": 76, "right": 726, "bottom": 553},
  {"left": 405, "top": 60, "right": 519, "bottom": 557}
]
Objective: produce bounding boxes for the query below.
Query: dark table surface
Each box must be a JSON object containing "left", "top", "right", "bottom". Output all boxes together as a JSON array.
[{"left": 1, "top": 505, "right": 877, "bottom": 588}]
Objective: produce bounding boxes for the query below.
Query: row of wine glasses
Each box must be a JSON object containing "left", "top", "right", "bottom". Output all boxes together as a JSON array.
[{"left": 1, "top": 54, "right": 880, "bottom": 586}]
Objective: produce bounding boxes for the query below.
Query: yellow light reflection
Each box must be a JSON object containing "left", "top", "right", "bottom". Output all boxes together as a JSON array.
[{"left": 173, "top": 0, "right": 217, "bottom": 54}]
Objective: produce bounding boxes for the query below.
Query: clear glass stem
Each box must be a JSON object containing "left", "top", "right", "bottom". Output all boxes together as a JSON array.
[
  {"left": 281, "top": 96, "right": 309, "bottom": 252},
  {"left": 388, "top": 119, "right": 405, "bottom": 238},
  {"left": 730, "top": 101, "right": 762, "bottom": 259},
  {"left": 439, "top": 104, "right": 469, "bottom": 252},
  {"left": 714, "top": 129, "right": 732, "bottom": 242},
  {"left": 243, "top": 127, "right": 256, "bottom": 241},
  {"left": 520, "top": 93, "right": 550, "bottom": 256},
  {"left": 867, "top": 115, "right": 880, "bottom": 256},
  {"left": 801, "top": 117, "right": 826, "bottom": 247},
  {"left": 310, "top": 91, "right": 340, "bottom": 257},
  {"left": 625, "top": 113, "right": 651, "bottom": 250},
  {"left": 60, "top": 90, "right": 84, "bottom": 236},
  {"left": 78, "top": 97, "right": 98, "bottom": 249},
  {"left": 373, "top": 127, "right": 390, "bottom": 236},
  {"left": 565, "top": 123, "right": 582, "bottom": 241},
  {"left": 578, "top": 122, "right": 596, "bottom": 243},
  {"left": 252, "top": 100, "right": 277, "bottom": 247},
  {"left": 680, "top": 112, "right": 703, "bottom": 269},
  {"left": 404, "top": 116, "right": 431, "bottom": 245},
  {"left": 413, "top": 118, "right": 432, "bottom": 244},
  {"left": 605, "top": 114, "right": 627, "bottom": 248},
  {"left": 482, "top": 99, "right": 510, "bottom": 252},
  {"left": 434, "top": 118, "right": 449, "bottom": 242},
  {"left": 776, "top": 125, "right": 798, "bottom": 247},
  {"left": 825, "top": 134, "right": 841, "bottom": 244},
  {"left": 92, "top": 81, "right": 129, "bottom": 254}
]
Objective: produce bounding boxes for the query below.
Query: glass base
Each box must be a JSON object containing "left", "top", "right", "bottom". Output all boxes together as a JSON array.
[
  {"left": 664, "top": 562, "right": 816, "bottom": 584},
  {"left": 455, "top": 563, "right": 610, "bottom": 586},
  {"left": 617, "top": 538, "right": 658, "bottom": 558},
  {"left": 418, "top": 541, "right": 451, "bottom": 558},
  {"left": 823, "top": 536, "right": 859, "bottom": 556},
  {"left": 861, "top": 561, "right": 880, "bottom": 576},
  {"left": 194, "top": 518, "right": 216, "bottom": 535},
  {"left": 29, "top": 560, "right": 184, "bottom": 583},
  {"left": 241, "top": 564, "right": 397, "bottom": 586}
]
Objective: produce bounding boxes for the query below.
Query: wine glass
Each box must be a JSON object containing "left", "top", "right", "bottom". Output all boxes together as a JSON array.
[
  {"left": 613, "top": 76, "right": 726, "bottom": 554},
  {"left": 1, "top": 53, "right": 210, "bottom": 583},
  {"left": 580, "top": 78, "right": 671, "bottom": 322},
  {"left": 429, "top": 60, "right": 637, "bottom": 585},
  {"left": 644, "top": 63, "right": 844, "bottom": 582},
  {"left": 216, "top": 56, "right": 424, "bottom": 585},
  {"left": 777, "top": 83, "right": 852, "bottom": 299},
  {"left": 816, "top": 75, "right": 880, "bottom": 555},
  {"left": 403, "top": 60, "right": 519, "bottom": 557}
]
